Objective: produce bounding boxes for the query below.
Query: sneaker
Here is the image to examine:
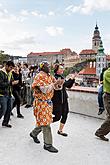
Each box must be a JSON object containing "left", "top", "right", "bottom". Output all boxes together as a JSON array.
[
  {"left": 95, "top": 132, "right": 109, "bottom": 141},
  {"left": 17, "top": 114, "right": 24, "bottom": 119},
  {"left": 2, "top": 123, "right": 12, "bottom": 128},
  {"left": 30, "top": 132, "right": 40, "bottom": 143},
  {"left": 98, "top": 108, "right": 105, "bottom": 115},
  {"left": 57, "top": 130, "right": 68, "bottom": 137},
  {"left": 44, "top": 145, "right": 58, "bottom": 153}
]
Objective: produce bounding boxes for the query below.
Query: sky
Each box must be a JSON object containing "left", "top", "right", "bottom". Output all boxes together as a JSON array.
[{"left": 0, "top": 0, "right": 110, "bottom": 57}]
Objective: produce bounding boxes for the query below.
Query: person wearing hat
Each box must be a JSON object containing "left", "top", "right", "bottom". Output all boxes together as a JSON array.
[{"left": 30, "top": 61, "right": 62, "bottom": 153}]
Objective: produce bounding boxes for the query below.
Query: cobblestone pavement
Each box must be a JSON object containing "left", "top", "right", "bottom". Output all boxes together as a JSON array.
[{"left": 0, "top": 106, "right": 110, "bottom": 165}]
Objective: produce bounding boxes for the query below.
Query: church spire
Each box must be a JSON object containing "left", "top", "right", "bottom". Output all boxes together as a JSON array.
[
  {"left": 92, "top": 23, "right": 101, "bottom": 52},
  {"left": 95, "top": 22, "right": 98, "bottom": 30}
]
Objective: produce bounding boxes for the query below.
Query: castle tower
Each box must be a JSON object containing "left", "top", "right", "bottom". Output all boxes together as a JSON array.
[
  {"left": 92, "top": 24, "right": 102, "bottom": 52},
  {"left": 96, "top": 41, "right": 106, "bottom": 77}
]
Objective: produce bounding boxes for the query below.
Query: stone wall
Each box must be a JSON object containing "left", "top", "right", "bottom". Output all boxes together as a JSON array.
[{"left": 67, "top": 86, "right": 106, "bottom": 119}]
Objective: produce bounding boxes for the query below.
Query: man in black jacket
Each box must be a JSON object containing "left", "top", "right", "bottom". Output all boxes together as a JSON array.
[{"left": 0, "top": 61, "right": 15, "bottom": 128}]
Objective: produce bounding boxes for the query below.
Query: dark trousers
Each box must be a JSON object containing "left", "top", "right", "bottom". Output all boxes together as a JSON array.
[
  {"left": 96, "top": 93, "right": 110, "bottom": 136},
  {"left": 21, "top": 83, "right": 27, "bottom": 104},
  {"left": 53, "top": 102, "right": 69, "bottom": 124},
  {"left": 0, "top": 96, "right": 12, "bottom": 124},
  {"left": 12, "top": 90, "right": 21, "bottom": 115}
]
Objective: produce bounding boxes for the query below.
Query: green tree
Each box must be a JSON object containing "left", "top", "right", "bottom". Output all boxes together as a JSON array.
[{"left": 0, "top": 50, "right": 10, "bottom": 65}]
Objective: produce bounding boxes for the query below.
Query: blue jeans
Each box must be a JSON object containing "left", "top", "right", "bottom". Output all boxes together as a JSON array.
[
  {"left": 0, "top": 96, "right": 12, "bottom": 124},
  {"left": 98, "top": 85, "right": 104, "bottom": 111}
]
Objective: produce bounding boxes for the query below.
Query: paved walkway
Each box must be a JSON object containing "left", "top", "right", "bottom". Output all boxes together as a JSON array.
[{"left": 0, "top": 106, "right": 110, "bottom": 165}]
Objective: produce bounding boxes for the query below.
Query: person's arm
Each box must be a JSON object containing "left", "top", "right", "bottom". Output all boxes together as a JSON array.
[
  {"left": 64, "top": 73, "right": 77, "bottom": 88},
  {"left": 32, "top": 73, "right": 53, "bottom": 94},
  {"left": 64, "top": 79, "right": 75, "bottom": 88},
  {"left": 10, "top": 72, "right": 19, "bottom": 86},
  {"left": 19, "top": 73, "right": 22, "bottom": 86}
]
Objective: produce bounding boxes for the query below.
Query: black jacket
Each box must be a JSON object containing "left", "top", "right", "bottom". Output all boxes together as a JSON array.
[
  {"left": 0, "top": 70, "right": 13, "bottom": 96},
  {"left": 52, "top": 74, "right": 75, "bottom": 104},
  {"left": 12, "top": 71, "right": 22, "bottom": 92}
]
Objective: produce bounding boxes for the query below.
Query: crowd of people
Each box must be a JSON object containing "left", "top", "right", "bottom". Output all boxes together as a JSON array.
[
  {"left": 0, "top": 60, "right": 76, "bottom": 153},
  {"left": 1, "top": 60, "right": 110, "bottom": 153},
  {"left": 0, "top": 61, "right": 38, "bottom": 127}
]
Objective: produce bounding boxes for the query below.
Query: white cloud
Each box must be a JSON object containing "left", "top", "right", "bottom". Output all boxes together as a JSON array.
[
  {"left": 20, "top": 9, "right": 45, "bottom": 18},
  {"left": 45, "top": 26, "right": 64, "bottom": 37},
  {"left": 20, "top": 9, "right": 55, "bottom": 18},
  {"left": 0, "top": 5, "right": 26, "bottom": 23},
  {"left": 65, "top": 0, "right": 110, "bottom": 15},
  {"left": 48, "top": 11, "right": 55, "bottom": 16},
  {"left": 31, "top": 11, "right": 39, "bottom": 16},
  {"left": 20, "top": 10, "right": 29, "bottom": 16},
  {"left": 31, "top": 10, "right": 46, "bottom": 17},
  {"left": 0, "top": 34, "right": 39, "bottom": 56}
]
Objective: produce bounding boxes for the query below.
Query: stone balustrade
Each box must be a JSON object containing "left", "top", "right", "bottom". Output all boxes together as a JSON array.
[{"left": 67, "top": 86, "right": 106, "bottom": 119}]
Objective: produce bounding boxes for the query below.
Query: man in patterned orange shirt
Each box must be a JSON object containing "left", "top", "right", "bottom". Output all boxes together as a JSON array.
[{"left": 30, "top": 61, "right": 61, "bottom": 153}]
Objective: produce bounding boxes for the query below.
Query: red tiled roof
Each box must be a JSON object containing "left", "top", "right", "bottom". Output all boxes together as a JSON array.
[
  {"left": 79, "top": 49, "right": 97, "bottom": 55},
  {"left": 27, "top": 51, "right": 64, "bottom": 56},
  {"left": 79, "top": 66, "right": 96, "bottom": 75},
  {"left": 78, "top": 69, "right": 85, "bottom": 74}
]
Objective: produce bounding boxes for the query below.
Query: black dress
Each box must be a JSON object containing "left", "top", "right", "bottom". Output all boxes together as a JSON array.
[{"left": 52, "top": 74, "right": 75, "bottom": 124}]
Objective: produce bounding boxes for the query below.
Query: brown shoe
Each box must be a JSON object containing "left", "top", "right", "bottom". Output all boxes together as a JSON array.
[{"left": 95, "top": 132, "right": 109, "bottom": 141}]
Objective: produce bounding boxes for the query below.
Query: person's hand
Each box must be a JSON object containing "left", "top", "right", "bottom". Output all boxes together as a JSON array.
[
  {"left": 70, "top": 72, "right": 78, "bottom": 80},
  {"left": 55, "top": 79, "right": 64, "bottom": 85},
  {"left": 12, "top": 80, "right": 19, "bottom": 85},
  {"left": 47, "top": 84, "right": 54, "bottom": 93},
  {"left": 53, "top": 79, "right": 64, "bottom": 90}
]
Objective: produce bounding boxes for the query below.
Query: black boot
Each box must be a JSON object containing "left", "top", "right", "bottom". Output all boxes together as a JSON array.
[
  {"left": 44, "top": 145, "right": 58, "bottom": 153},
  {"left": 30, "top": 132, "right": 40, "bottom": 143}
]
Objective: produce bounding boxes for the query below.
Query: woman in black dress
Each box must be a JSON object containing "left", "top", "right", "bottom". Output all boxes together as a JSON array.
[{"left": 52, "top": 64, "right": 76, "bottom": 136}]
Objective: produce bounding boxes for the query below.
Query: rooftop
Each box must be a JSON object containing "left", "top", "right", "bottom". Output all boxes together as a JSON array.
[
  {"left": 79, "top": 49, "right": 97, "bottom": 55},
  {"left": 27, "top": 51, "right": 64, "bottom": 56},
  {"left": 79, "top": 66, "right": 96, "bottom": 75}
]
